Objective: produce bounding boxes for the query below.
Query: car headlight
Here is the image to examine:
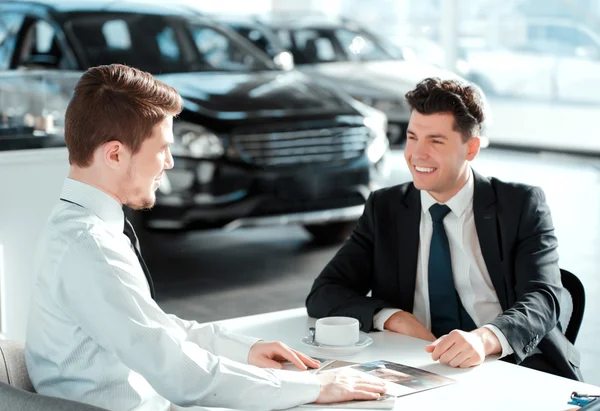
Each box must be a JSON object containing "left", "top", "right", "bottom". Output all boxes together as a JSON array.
[
  {"left": 363, "top": 107, "right": 389, "bottom": 164},
  {"left": 171, "top": 121, "right": 224, "bottom": 159}
]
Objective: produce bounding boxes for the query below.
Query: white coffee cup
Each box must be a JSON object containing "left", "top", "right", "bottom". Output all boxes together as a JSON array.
[{"left": 315, "top": 316, "right": 360, "bottom": 346}]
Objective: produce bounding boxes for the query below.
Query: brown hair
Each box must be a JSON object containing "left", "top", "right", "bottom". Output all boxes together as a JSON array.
[
  {"left": 405, "top": 77, "right": 485, "bottom": 142},
  {"left": 64, "top": 64, "right": 183, "bottom": 167}
]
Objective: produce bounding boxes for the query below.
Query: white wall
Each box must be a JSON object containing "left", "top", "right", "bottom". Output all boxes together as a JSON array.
[{"left": 0, "top": 148, "right": 69, "bottom": 340}]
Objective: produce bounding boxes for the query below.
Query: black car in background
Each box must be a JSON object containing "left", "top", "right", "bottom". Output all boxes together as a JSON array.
[{"left": 0, "top": 0, "right": 390, "bottom": 243}]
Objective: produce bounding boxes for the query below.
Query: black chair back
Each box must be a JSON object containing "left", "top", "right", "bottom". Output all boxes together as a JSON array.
[{"left": 560, "top": 268, "right": 585, "bottom": 344}]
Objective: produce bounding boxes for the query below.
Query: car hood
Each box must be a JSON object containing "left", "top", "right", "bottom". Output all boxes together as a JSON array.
[
  {"left": 156, "top": 70, "right": 359, "bottom": 120},
  {"left": 298, "top": 60, "right": 463, "bottom": 98}
]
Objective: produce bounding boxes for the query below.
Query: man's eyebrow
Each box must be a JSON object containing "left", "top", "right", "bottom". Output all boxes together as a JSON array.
[{"left": 406, "top": 130, "right": 448, "bottom": 139}]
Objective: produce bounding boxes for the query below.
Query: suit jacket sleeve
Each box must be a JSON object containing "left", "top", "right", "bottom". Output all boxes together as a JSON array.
[
  {"left": 306, "top": 191, "right": 392, "bottom": 331},
  {"left": 489, "top": 187, "right": 563, "bottom": 363}
]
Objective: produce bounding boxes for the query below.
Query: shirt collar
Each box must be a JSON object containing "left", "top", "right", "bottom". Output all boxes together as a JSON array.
[
  {"left": 420, "top": 167, "right": 474, "bottom": 218},
  {"left": 60, "top": 178, "right": 125, "bottom": 234}
]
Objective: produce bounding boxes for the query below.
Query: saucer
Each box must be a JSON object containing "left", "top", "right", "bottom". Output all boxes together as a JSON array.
[{"left": 301, "top": 332, "right": 373, "bottom": 356}]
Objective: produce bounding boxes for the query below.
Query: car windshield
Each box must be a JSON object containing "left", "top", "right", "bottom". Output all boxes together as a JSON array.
[
  {"left": 278, "top": 26, "right": 396, "bottom": 64},
  {"left": 64, "top": 13, "right": 273, "bottom": 74}
]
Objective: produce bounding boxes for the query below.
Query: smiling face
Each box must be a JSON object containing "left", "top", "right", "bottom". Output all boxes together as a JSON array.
[
  {"left": 121, "top": 116, "right": 175, "bottom": 210},
  {"left": 404, "top": 111, "right": 480, "bottom": 203}
]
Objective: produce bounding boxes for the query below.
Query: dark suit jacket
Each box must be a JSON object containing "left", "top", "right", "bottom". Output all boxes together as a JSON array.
[{"left": 306, "top": 170, "right": 582, "bottom": 381}]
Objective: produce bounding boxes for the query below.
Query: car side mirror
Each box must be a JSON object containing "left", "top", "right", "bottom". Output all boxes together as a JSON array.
[{"left": 273, "top": 51, "right": 294, "bottom": 70}]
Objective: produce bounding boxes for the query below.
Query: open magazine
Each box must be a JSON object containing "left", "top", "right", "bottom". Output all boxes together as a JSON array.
[{"left": 292, "top": 359, "right": 455, "bottom": 409}]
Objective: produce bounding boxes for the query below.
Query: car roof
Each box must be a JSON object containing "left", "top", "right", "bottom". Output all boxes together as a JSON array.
[
  {"left": 215, "top": 12, "right": 359, "bottom": 30},
  {"left": 1, "top": 0, "right": 199, "bottom": 17}
]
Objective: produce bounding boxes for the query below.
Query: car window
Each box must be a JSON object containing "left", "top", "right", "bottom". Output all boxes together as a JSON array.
[
  {"left": 232, "top": 25, "right": 273, "bottom": 56},
  {"left": 0, "top": 13, "right": 24, "bottom": 70},
  {"left": 334, "top": 28, "right": 390, "bottom": 61},
  {"left": 527, "top": 24, "right": 598, "bottom": 56},
  {"left": 188, "top": 24, "right": 264, "bottom": 71},
  {"left": 67, "top": 15, "right": 190, "bottom": 73},
  {"left": 290, "top": 29, "right": 341, "bottom": 64},
  {"left": 16, "top": 18, "right": 65, "bottom": 69}
]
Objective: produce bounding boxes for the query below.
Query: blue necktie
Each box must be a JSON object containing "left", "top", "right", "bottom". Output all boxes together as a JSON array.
[{"left": 428, "top": 204, "right": 476, "bottom": 337}]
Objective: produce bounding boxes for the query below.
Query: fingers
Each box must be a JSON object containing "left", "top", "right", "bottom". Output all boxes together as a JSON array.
[
  {"left": 449, "top": 351, "right": 473, "bottom": 368},
  {"left": 431, "top": 333, "right": 458, "bottom": 361},
  {"left": 292, "top": 349, "right": 320, "bottom": 369},
  {"left": 354, "top": 382, "right": 387, "bottom": 393},
  {"left": 425, "top": 336, "right": 443, "bottom": 353},
  {"left": 274, "top": 345, "right": 307, "bottom": 370},
  {"left": 352, "top": 391, "right": 383, "bottom": 401}
]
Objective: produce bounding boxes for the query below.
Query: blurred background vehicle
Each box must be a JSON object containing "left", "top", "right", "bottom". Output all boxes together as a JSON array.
[
  {"left": 462, "top": 18, "right": 600, "bottom": 104},
  {"left": 214, "top": 13, "right": 469, "bottom": 145},
  {"left": 0, "top": 0, "right": 391, "bottom": 244}
]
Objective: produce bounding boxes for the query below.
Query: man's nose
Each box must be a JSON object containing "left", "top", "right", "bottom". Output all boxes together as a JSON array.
[
  {"left": 411, "top": 141, "right": 429, "bottom": 159},
  {"left": 165, "top": 149, "right": 175, "bottom": 170}
]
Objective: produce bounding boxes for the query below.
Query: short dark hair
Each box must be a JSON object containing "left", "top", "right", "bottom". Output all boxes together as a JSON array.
[
  {"left": 405, "top": 77, "right": 485, "bottom": 141},
  {"left": 65, "top": 64, "right": 183, "bottom": 167}
]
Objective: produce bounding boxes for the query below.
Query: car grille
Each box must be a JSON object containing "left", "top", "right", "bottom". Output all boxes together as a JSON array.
[{"left": 230, "top": 125, "right": 371, "bottom": 167}]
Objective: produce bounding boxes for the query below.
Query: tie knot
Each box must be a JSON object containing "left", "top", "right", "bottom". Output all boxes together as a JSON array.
[{"left": 429, "top": 204, "right": 451, "bottom": 223}]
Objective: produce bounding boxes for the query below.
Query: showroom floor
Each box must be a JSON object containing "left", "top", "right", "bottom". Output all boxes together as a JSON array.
[{"left": 146, "top": 147, "right": 600, "bottom": 385}]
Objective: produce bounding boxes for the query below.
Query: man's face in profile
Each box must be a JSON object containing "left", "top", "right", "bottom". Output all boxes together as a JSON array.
[{"left": 123, "top": 116, "right": 175, "bottom": 210}]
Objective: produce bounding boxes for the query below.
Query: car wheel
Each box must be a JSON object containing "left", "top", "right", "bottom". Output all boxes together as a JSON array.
[{"left": 303, "top": 221, "right": 357, "bottom": 245}]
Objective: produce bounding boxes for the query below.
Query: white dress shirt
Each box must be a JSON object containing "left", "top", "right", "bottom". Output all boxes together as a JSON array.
[
  {"left": 25, "top": 178, "right": 320, "bottom": 411},
  {"left": 373, "top": 168, "right": 514, "bottom": 357}
]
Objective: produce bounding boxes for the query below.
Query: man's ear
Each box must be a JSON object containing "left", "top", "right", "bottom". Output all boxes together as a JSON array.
[
  {"left": 466, "top": 136, "right": 481, "bottom": 161},
  {"left": 102, "top": 140, "right": 127, "bottom": 170}
]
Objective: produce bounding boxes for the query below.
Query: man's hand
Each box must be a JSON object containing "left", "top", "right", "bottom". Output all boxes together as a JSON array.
[
  {"left": 384, "top": 311, "right": 436, "bottom": 342},
  {"left": 248, "top": 341, "right": 320, "bottom": 370},
  {"left": 425, "top": 328, "right": 501, "bottom": 368},
  {"left": 315, "top": 372, "right": 387, "bottom": 403}
]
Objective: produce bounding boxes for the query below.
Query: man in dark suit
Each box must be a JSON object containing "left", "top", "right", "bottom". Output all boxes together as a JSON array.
[{"left": 306, "top": 78, "right": 582, "bottom": 381}]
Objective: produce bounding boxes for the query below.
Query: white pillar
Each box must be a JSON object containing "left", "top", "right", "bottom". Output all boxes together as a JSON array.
[{"left": 440, "top": 0, "right": 459, "bottom": 73}]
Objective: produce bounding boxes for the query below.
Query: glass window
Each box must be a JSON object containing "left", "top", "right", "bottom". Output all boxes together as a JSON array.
[
  {"left": 68, "top": 15, "right": 188, "bottom": 73},
  {"left": 233, "top": 26, "right": 272, "bottom": 56},
  {"left": 334, "top": 28, "right": 390, "bottom": 61},
  {"left": 17, "top": 19, "right": 64, "bottom": 69},
  {"left": 291, "top": 29, "right": 340, "bottom": 64},
  {"left": 102, "top": 20, "right": 131, "bottom": 49},
  {"left": 188, "top": 25, "right": 263, "bottom": 71},
  {"left": 0, "top": 13, "right": 24, "bottom": 70}
]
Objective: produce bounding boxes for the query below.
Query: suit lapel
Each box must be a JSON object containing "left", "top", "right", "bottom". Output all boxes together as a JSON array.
[
  {"left": 397, "top": 184, "right": 421, "bottom": 312},
  {"left": 473, "top": 171, "right": 508, "bottom": 310}
]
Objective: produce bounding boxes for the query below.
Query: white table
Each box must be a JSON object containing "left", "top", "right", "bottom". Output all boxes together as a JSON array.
[{"left": 213, "top": 308, "right": 598, "bottom": 411}]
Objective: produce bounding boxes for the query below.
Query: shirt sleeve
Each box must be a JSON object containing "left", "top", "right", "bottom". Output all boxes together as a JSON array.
[
  {"left": 56, "top": 234, "right": 320, "bottom": 410},
  {"left": 373, "top": 308, "right": 403, "bottom": 331},
  {"left": 167, "top": 314, "right": 260, "bottom": 364},
  {"left": 483, "top": 324, "right": 514, "bottom": 358}
]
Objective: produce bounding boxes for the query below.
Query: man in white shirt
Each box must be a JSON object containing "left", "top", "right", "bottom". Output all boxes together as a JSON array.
[
  {"left": 306, "top": 78, "right": 582, "bottom": 381},
  {"left": 25, "top": 64, "right": 386, "bottom": 411}
]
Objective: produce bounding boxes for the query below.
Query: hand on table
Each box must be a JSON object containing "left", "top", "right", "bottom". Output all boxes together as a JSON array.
[
  {"left": 425, "top": 328, "right": 501, "bottom": 368},
  {"left": 384, "top": 311, "right": 436, "bottom": 342},
  {"left": 315, "top": 372, "right": 387, "bottom": 403},
  {"left": 248, "top": 341, "right": 320, "bottom": 370}
]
